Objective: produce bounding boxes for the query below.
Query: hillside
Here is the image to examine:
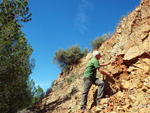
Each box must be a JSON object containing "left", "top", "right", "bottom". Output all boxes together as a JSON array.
[{"left": 28, "top": 0, "right": 150, "bottom": 112}]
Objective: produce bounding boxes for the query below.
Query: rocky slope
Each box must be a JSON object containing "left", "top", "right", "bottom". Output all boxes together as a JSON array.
[{"left": 29, "top": 0, "right": 150, "bottom": 112}]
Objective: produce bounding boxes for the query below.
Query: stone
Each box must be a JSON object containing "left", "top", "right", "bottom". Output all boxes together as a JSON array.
[
  {"left": 135, "top": 63, "right": 150, "bottom": 73},
  {"left": 140, "top": 33, "right": 148, "bottom": 40},
  {"left": 85, "top": 53, "right": 92, "bottom": 61},
  {"left": 139, "top": 107, "right": 150, "bottom": 113},
  {"left": 137, "top": 82, "right": 143, "bottom": 88},
  {"left": 98, "top": 98, "right": 110, "bottom": 105},
  {"left": 123, "top": 46, "right": 141, "bottom": 60},
  {"left": 120, "top": 80, "right": 130, "bottom": 89},
  {"left": 108, "top": 106, "right": 113, "bottom": 112},
  {"left": 94, "top": 107, "right": 102, "bottom": 112},
  {"left": 136, "top": 93, "right": 144, "bottom": 102},
  {"left": 142, "top": 58, "right": 150, "bottom": 66},
  {"left": 145, "top": 76, "right": 150, "bottom": 82},
  {"left": 130, "top": 79, "right": 139, "bottom": 90},
  {"left": 141, "top": 100, "right": 147, "bottom": 105},
  {"left": 116, "top": 91, "right": 124, "bottom": 97},
  {"left": 144, "top": 78, "right": 149, "bottom": 83},
  {"left": 147, "top": 90, "right": 150, "bottom": 94},
  {"left": 142, "top": 25, "right": 150, "bottom": 33},
  {"left": 110, "top": 112, "right": 117, "bottom": 113},
  {"left": 144, "top": 82, "right": 150, "bottom": 88},
  {"left": 135, "top": 7, "right": 141, "bottom": 12},
  {"left": 127, "top": 66, "right": 136, "bottom": 72},
  {"left": 128, "top": 95, "right": 136, "bottom": 102},
  {"left": 117, "top": 28, "right": 122, "bottom": 34}
]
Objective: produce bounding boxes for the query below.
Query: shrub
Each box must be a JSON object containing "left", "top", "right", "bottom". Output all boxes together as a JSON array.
[
  {"left": 119, "top": 15, "right": 125, "bottom": 22},
  {"left": 66, "top": 77, "right": 72, "bottom": 83},
  {"left": 115, "top": 15, "right": 126, "bottom": 28},
  {"left": 53, "top": 45, "right": 88, "bottom": 70},
  {"left": 90, "top": 32, "right": 113, "bottom": 50},
  {"left": 39, "top": 92, "right": 45, "bottom": 99},
  {"left": 51, "top": 80, "right": 56, "bottom": 87},
  {"left": 120, "top": 45, "right": 124, "bottom": 50},
  {"left": 90, "top": 35, "right": 106, "bottom": 50}
]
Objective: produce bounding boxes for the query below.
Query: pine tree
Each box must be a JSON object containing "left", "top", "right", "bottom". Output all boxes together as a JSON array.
[{"left": 0, "top": 0, "right": 37, "bottom": 112}]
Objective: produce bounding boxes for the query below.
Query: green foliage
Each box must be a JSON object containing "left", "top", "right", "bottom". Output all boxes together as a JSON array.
[
  {"left": 66, "top": 77, "right": 72, "bottom": 83},
  {"left": 51, "top": 80, "right": 56, "bottom": 87},
  {"left": 115, "top": 15, "right": 126, "bottom": 28},
  {"left": 119, "top": 15, "right": 125, "bottom": 22},
  {"left": 66, "top": 73, "right": 81, "bottom": 84},
  {"left": 108, "top": 32, "right": 113, "bottom": 38},
  {"left": 90, "top": 35, "right": 107, "bottom": 50},
  {"left": 120, "top": 45, "right": 124, "bottom": 50},
  {"left": 0, "top": 0, "right": 38, "bottom": 112},
  {"left": 53, "top": 45, "right": 88, "bottom": 70},
  {"left": 0, "top": 0, "right": 32, "bottom": 25},
  {"left": 82, "top": 47, "right": 89, "bottom": 57},
  {"left": 28, "top": 80, "right": 44, "bottom": 103},
  {"left": 90, "top": 32, "right": 113, "bottom": 50},
  {"left": 34, "top": 85, "right": 44, "bottom": 102}
]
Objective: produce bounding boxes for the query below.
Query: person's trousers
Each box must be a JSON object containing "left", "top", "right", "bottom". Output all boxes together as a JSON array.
[{"left": 81, "top": 77, "right": 105, "bottom": 110}]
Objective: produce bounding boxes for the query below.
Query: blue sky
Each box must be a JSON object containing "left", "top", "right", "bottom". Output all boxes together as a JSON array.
[{"left": 22, "top": 0, "right": 141, "bottom": 92}]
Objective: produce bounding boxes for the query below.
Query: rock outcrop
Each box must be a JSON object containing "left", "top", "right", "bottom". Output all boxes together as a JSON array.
[{"left": 29, "top": 0, "right": 150, "bottom": 112}]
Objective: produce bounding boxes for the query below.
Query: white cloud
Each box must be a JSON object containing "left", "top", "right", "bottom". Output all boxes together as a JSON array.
[{"left": 75, "top": 0, "right": 89, "bottom": 33}]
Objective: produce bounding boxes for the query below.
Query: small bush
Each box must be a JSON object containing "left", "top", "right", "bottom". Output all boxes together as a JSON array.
[
  {"left": 39, "top": 92, "right": 45, "bottom": 99},
  {"left": 66, "top": 73, "right": 78, "bottom": 83},
  {"left": 63, "top": 65, "right": 71, "bottom": 72},
  {"left": 120, "top": 45, "right": 124, "bottom": 50},
  {"left": 90, "top": 36, "right": 106, "bottom": 50},
  {"left": 115, "top": 15, "right": 126, "bottom": 28},
  {"left": 53, "top": 45, "right": 89, "bottom": 70},
  {"left": 51, "top": 80, "right": 55, "bottom": 87},
  {"left": 90, "top": 33, "right": 113, "bottom": 50},
  {"left": 119, "top": 15, "right": 125, "bottom": 22},
  {"left": 66, "top": 77, "right": 72, "bottom": 83}
]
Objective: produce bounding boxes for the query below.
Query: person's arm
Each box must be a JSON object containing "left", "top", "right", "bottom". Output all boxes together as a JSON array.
[
  {"left": 97, "top": 67, "right": 113, "bottom": 78},
  {"left": 100, "top": 62, "right": 111, "bottom": 67}
]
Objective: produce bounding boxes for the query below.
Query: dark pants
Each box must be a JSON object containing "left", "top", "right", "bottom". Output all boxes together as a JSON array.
[{"left": 81, "top": 77, "right": 105, "bottom": 110}]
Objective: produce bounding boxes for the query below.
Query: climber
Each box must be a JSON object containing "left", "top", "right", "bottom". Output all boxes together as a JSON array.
[{"left": 81, "top": 51, "right": 113, "bottom": 112}]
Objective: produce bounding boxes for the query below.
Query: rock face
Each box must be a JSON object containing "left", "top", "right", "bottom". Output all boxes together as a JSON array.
[{"left": 29, "top": 0, "right": 150, "bottom": 112}]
